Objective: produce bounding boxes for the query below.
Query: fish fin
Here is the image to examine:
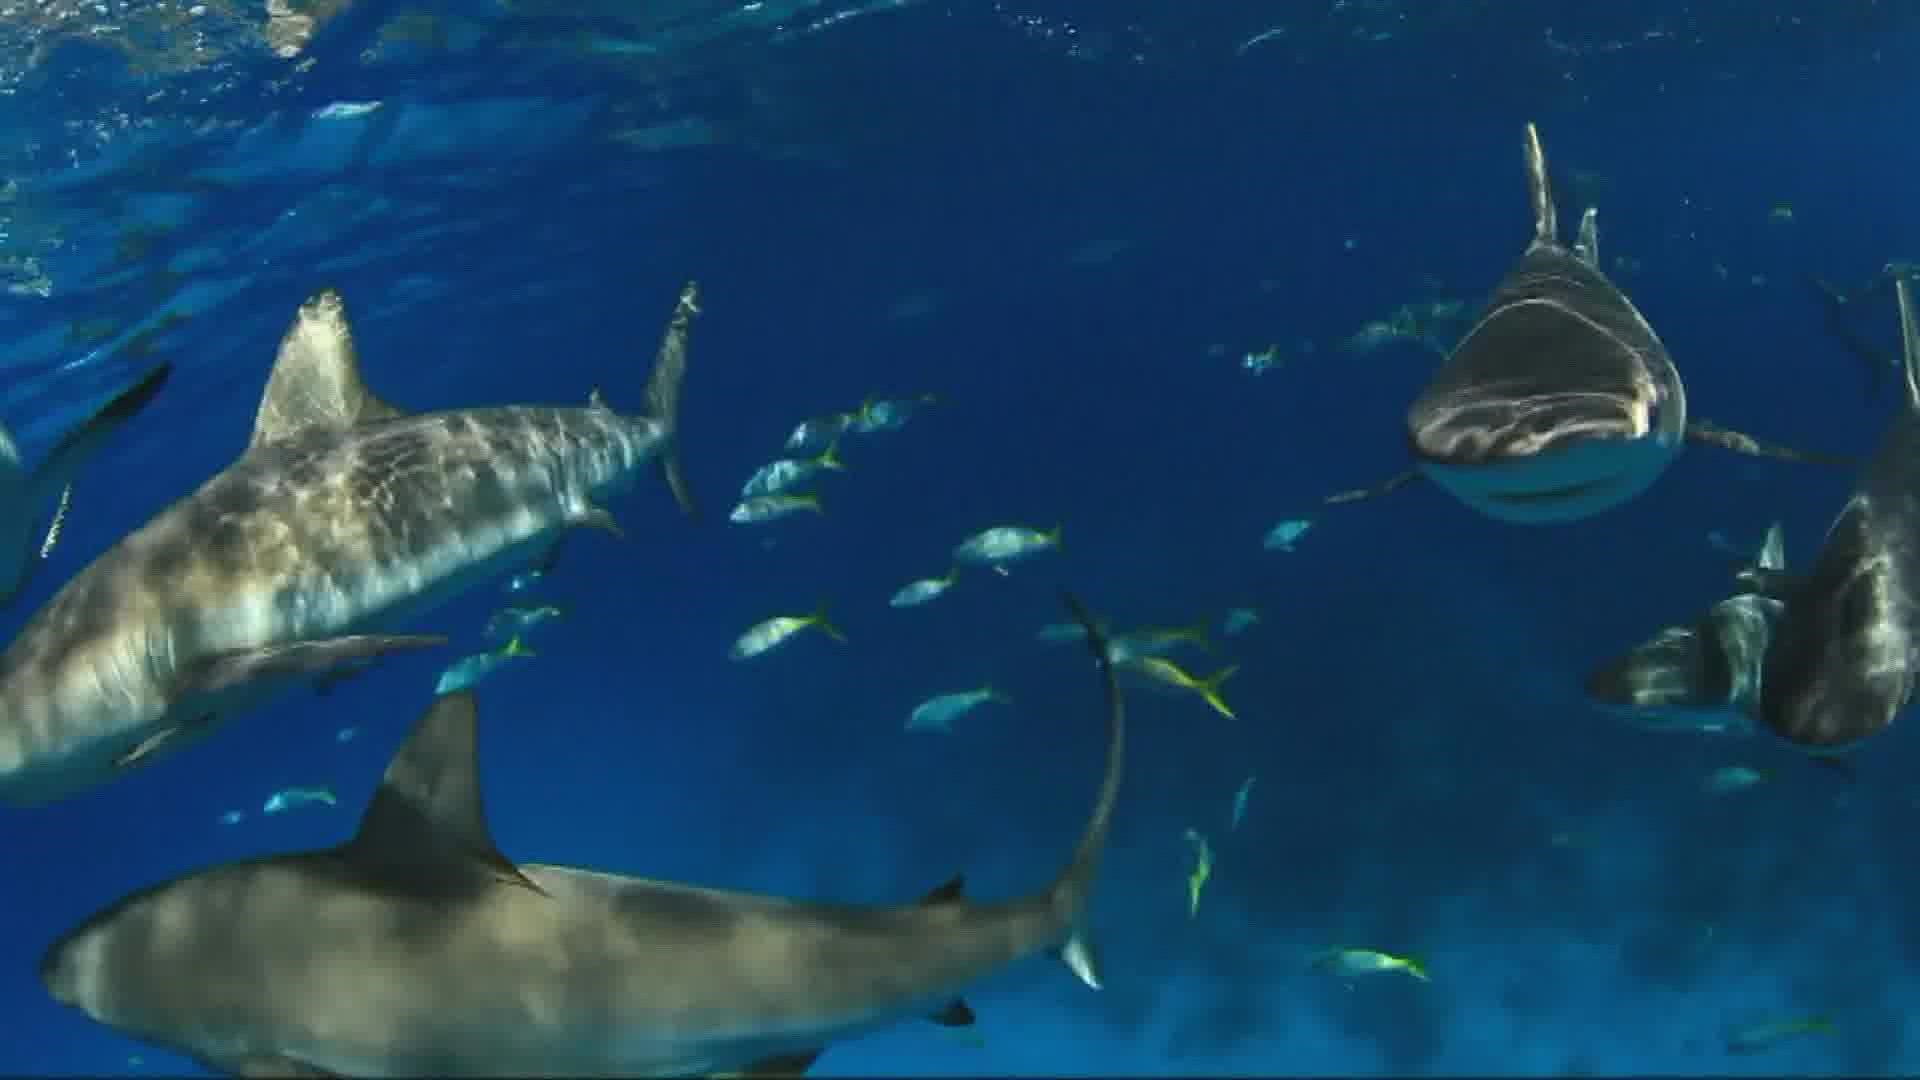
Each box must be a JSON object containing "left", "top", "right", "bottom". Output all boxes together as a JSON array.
[
  {"left": 1897, "top": 276, "right": 1920, "bottom": 412},
  {"left": 342, "top": 691, "right": 549, "bottom": 897},
  {"left": 1755, "top": 521, "right": 1787, "bottom": 573},
  {"left": 928, "top": 998, "right": 976, "bottom": 1027},
  {"left": 1522, "top": 121, "right": 1558, "bottom": 247},
  {"left": 1321, "top": 467, "right": 1420, "bottom": 506},
  {"left": 920, "top": 873, "right": 966, "bottom": 904},
  {"left": 811, "top": 604, "right": 847, "bottom": 643},
  {"left": 1573, "top": 206, "right": 1600, "bottom": 268},
  {"left": 1683, "top": 419, "right": 1860, "bottom": 468},
  {"left": 646, "top": 281, "right": 700, "bottom": 520},
  {"left": 177, "top": 635, "right": 448, "bottom": 698},
  {"left": 249, "top": 290, "right": 405, "bottom": 451},
  {"left": 114, "top": 724, "right": 189, "bottom": 770},
  {"left": 0, "top": 364, "right": 171, "bottom": 606},
  {"left": 1058, "top": 932, "right": 1103, "bottom": 990},
  {"left": 718, "top": 1049, "right": 824, "bottom": 1077},
  {"left": 1198, "top": 665, "right": 1239, "bottom": 721},
  {"left": 572, "top": 504, "right": 626, "bottom": 540}
]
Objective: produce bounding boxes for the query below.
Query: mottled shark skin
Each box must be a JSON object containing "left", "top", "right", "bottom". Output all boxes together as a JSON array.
[
  {"left": 1761, "top": 278, "right": 1920, "bottom": 750},
  {"left": 0, "top": 363, "right": 171, "bottom": 607},
  {"left": 1585, "top": 523, "right": 1787, "bottom": 738},
  {"left": 1321, "top": 123, "right": 1851, "bottom": 524},
  {"left": 0, "top": 283, "right": 699, "bottom": 806},
  {"left": 42, "top": 594, "right": 1122, "bottom": 1079}
]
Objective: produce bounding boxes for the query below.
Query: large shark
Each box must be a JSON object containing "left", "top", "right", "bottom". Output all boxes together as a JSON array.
[
  {"left": 1761, "top": 277, "right": 1920, "bottom": 749},
  {"left": 1585, "top": 522, "right": 1788, "bottom": 738},
  {"left": 0, "top": 283, "right": 698, "bottom": 806},
  {"left": 41, "top": 591, "right": 1123, "bottom": 1078},
  {"left": 1322, "top": 122, "right": 1848, "bottom": 525},
  {"left": 0, "top": 363, "right": 171, "bottom": 607}
]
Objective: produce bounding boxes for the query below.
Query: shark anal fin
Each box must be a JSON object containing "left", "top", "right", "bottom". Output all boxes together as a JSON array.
[
  {"left": 928, "top": 998, "right": 976, "bottom": 1027},
  {"left": 178, "top": 635, "right": 448, "bottom": 697},
  {"left": 250, "top": 289, "right": 406, "bottom": 451},
  {"left": 714, "top": 1049, "right": 824, "bottom": 1078},
  {"left": 345, "top": 692, "right": 548, "bottom": 898},
  {"left": 1683, "top": 419, "right": 1860, "bottom": 468},
  {"left": 920, "top": 873, "right": 966, "bottom": 904}
]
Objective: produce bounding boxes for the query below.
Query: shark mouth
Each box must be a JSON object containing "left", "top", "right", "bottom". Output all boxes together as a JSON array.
[{"left": 1416, "top": 432, "right": 1680, "bottom": 525}]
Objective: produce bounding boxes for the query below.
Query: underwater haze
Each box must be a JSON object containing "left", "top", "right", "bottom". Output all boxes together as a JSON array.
[{"left": 6, "top": 0, "right": 1920, "bottom": 1075}]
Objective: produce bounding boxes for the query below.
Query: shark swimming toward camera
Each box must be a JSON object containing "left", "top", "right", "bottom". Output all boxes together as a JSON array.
[
  {"left": 0, "top": 363, "right": 171, "bottom": 607},
  {"left": 41, "top": 592, "right": 1123, "bottom": 1078},
  {"left": 0, "top": 283, "right": 699, "bottom": 806},
  {"left": 1322, "top": 122, "right": 1848, "bottom": 525},
  {"left": 1585, "top": 522, "right": 1789, "bottom": 738}
]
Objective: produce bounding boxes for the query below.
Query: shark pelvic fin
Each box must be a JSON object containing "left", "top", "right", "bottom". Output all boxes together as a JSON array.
[
  {"left": 176, "top": 635, "right": 448, "bottom": 697},
  {"left": 344, "top": 691, "right": 548, "bottom": 897},
  {"left": 249, "top": 289, "right": 407, "bottom": 451}
]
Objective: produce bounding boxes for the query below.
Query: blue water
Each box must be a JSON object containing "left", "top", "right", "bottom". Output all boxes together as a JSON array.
[{"left": 6, "top": 2, "right": 1920, "bottom": 1075}]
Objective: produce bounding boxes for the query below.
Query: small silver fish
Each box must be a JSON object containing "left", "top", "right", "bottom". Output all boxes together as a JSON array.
[
  {"left": 262, "top": 786, "right": 336, "bottom": 815},
  {"left": 729, "top": 493, "right": 823, "bottom": 525},
  {"left": 741, "top": 442, "right": 846, "bottom": 498},
  {"left": 906, "top": 686, "right": 1010, "bottom": 733},
  {"left": 435, "top": 637, "right": 536, "bottom": 695},
  {"left": 784, "top": 410, "right": 858, "bottom": 454},
  {"left": 848, "top": 393, "right": 937, "bottom": 434},
  {"left": 1263, "top": 517, "right": 1313, "bottom": 552},
  {"left": 954, "top": 524, "right": 1061, "bottom": 566},
  {"left": 484, "top": 604, "right": 564, "bottom": 641},
  {"left": 1222, "top": 607, "right": 1260, "bottom": 636},
  {"left": 730, "top": 606, "right": 845, "bottom": 660},
  {"left": 1230, "top": 775, "right": 1256, "bottom": 829},
  {"left": 890, "top": 569, "right": 958, "bottom": 608}
]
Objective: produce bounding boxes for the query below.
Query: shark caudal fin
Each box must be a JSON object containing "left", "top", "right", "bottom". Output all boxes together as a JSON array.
[
  {"left": 644, "top": 281, "right": 700, "bottom": 520},
  {"left": 1047, "top": 589, "right": 1125, "bottom": 992}
]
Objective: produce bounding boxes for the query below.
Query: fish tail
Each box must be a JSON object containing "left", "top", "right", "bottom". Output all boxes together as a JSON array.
[
  {"left": 817, "top": 439, "right": 846, "bottom": 471},
  {"left": 1198, "top": 665, "right": 1239, "bottom": 720},
  {"left": 811, "top": 605, "right": 847, "bottom": 644},
  {"left": 503, "top": 636, "right": 535, "bottom": 658},
  {"left": 1046, "top": 589, "right": 1125, "bottom": 993},
  {"left": 644, "top": 281, "right": 700, "bottom": 519},
  {"left": 1047, "top": 523, "right": 1065, "bottom": 551}
]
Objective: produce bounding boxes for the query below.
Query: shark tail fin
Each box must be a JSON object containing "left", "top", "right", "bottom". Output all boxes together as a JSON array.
[
  {"left": 1046, "top": 589, "right": 1124, "bottom": 993},
  {"left": 645, "top": 281, "right": 701, "bottom": 520}
]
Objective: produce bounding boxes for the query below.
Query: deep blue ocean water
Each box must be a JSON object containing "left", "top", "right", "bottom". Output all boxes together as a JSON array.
[{"left": 4, "top": 1, "right": 1920, "bottom": 1075}]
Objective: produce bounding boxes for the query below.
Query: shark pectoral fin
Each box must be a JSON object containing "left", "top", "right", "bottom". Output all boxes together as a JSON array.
[
  {"left": 344, "top": 692, "right": 549, "bottom": 898},
  {"left": 919, "top": 873, "right": 965, "bottom": 904},
  {"left": 179, "top": 635, "right": 449, "bottom": 697},
  {"left": 928, "top": 998, "right": 976, "bottom": 1027},
  {"left": 571, "top": 505, "right": 626, "bottom": 540},
  {"left": 716, "top": 1049, "right": 824, "bottom": 1077},
  {"left": 1059, "top": 930, "right": 1103, "bottom": 991},
  {"left": 249, "top": 290, "right": 406, "bottom": 451},
  {"left": 1321, "top": 467, "right": 1420, "bottom": 506},
  {"left": 1683, "top": 419, "right": 1861, "bottom": 468}
]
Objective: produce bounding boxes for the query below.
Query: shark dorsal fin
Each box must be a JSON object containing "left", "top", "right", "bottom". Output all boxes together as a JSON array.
[
  {"left": 1896, "top": 277, "right": 1920, "bottom": 412},
  {"left": 1756, "top": 521, "right": 1787, "bottom": 573},
  {"left": 1522, "top": 121, "right": 1558, "bottom": 249},
  {"left": 249, "top": 289, "right": 406, "bottom": 452},
  {"left": 345, "top": 692, "right": 544, "bottom": 895}
]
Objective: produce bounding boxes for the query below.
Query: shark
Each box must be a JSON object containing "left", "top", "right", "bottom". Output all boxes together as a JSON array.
[
  {"left": 1321, "top": 122, "right": 1849, "bottom": 525},
  {"left": 1762, "top": 277, "right": 1920, "bottom": 749},
  {"left": 1585, "top": 522, "right": 1788, "bottom": 738},
  {"left": 41, "top": 591, "right": 1123, "bottom": 1078},
  {"left": 0, "top": 282, "right": 698, "bottom": 806},
  {"left": 0, "top": 363, "right": 171, "bottom": 607}
]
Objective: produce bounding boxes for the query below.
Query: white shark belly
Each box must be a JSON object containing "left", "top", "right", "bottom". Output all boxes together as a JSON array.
[{"left": 1420, "top": 433, "right": 1679, "bottom": 524}]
